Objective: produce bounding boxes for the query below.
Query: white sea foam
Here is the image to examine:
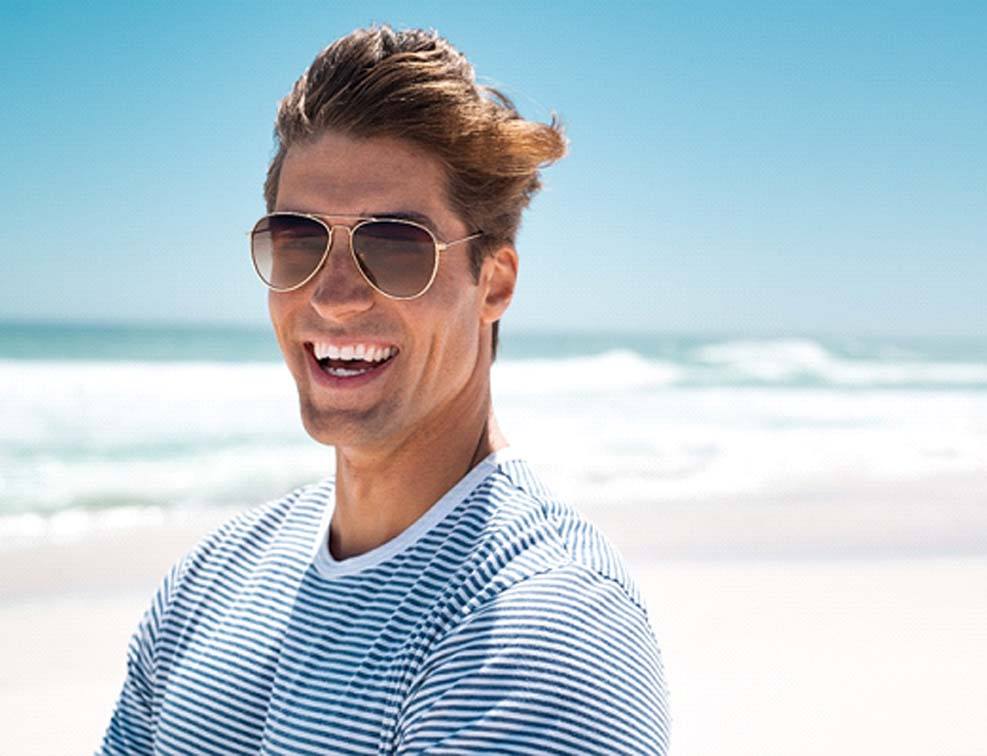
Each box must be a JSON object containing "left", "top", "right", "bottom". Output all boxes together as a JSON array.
[
  {"left": 1, "top": 348, "right": 985, "bottom": 546},
  {"left": 491, "top": 350, "right": 684, "bottom": 394},
  {"left": 694, "top": 338, "right": 987, "bottom": 386}
]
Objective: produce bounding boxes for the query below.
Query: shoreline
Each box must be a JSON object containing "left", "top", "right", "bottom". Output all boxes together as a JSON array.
[{"left": 4, "top": 468, "right": 984, "bottom": 602}]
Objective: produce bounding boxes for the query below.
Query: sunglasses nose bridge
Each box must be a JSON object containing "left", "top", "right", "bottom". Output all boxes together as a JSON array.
[
  {"left": 307, "top": 222, "right": 375, "bottom": 314},
  {"left": 309, "top": 222, "right": 350, "bottom": 275},
  {"left": 326, "top": 222, "right": 382, "bottom": 293},
  {"left": 326, "top": 223, "right": 365, "bottom": 277},
  {"left": 332, "top": 223, "right": 354, "bottom": 249},
  {"left": 324, "top": 223, "right": 360, "bottom": 262}
]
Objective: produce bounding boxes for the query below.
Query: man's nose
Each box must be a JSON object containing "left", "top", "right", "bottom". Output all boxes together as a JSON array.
[{"left": 308, "top": 227, "right": 375, "bottom": 320}]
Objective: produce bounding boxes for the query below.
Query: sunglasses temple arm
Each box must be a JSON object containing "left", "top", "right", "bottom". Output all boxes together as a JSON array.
[{"left": 443, "top": 231, "right": 484, "bottom": 250}]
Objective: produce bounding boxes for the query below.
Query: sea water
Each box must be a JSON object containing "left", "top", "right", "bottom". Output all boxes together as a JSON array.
[{"left": 1, "top": 321, "right": 985, "bottom": 544}]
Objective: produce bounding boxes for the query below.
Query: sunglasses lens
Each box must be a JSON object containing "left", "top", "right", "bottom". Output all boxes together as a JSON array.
[
  {"left": 251, "top": 215, "right": 329, "bottom": 290},
  {"left": 352, "top": 221, "right": 437, "bottom": 298}
]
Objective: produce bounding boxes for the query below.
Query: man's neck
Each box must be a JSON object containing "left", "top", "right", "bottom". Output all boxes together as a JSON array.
[{"left": 328, "top": 395, "right": 507, "bottom": 561}]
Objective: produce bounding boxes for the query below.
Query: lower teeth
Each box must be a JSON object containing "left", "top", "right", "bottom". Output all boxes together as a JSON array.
[{"left": 326, "top": 366, "right": 370, "bottom": 377}]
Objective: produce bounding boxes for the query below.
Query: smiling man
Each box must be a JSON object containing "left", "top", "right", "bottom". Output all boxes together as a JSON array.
[{"left": 101, "top": 25, "right": 668, "bottom": 755}]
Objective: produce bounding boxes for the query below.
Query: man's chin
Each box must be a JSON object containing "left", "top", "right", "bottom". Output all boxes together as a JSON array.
[{"left": 298, "top": 399, "right": 384, "bottom": 448}]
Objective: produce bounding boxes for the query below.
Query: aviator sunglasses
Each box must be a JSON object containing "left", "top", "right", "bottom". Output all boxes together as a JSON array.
[{"left": 250, "top": 212, "right": 483, "bottom": 300}]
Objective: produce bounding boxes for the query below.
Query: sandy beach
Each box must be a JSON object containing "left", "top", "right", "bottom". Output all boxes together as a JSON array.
[{"left": 2, "top": 475, "right": 985, "bottom": 755}]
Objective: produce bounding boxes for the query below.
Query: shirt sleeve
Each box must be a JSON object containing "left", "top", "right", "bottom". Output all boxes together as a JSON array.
[
  {"left": 395, "top": 565, "right": 670, "bottom": 755},
  {"left": 97, "top": 557, "right": 185, "bottom": 755}
]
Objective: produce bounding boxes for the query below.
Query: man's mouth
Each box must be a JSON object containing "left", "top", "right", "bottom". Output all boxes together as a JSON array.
[{"left": 307, "top": 341, "right": 399, "bottom": 379}]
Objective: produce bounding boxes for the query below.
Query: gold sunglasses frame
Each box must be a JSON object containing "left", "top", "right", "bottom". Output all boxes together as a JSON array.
[{"left": 250, "top": 212, "right": 483, "bottom": 300}]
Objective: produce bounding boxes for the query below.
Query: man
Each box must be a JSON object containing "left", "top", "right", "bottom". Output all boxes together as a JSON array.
[{"left": 101, "top": 25, "right": 668, "bottom": 754}]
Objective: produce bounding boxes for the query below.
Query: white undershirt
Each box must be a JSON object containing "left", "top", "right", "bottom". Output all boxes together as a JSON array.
[{"left": 311, "top": 446, "right": 525, "bottom": 578}]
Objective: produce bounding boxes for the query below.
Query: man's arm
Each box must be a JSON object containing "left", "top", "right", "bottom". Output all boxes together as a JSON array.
[
  {"left": 396, "top": 565, "right": 670, "bottom": 755},
  {"left": 98, "top": 558, "right": 184, "bottom": 754}
]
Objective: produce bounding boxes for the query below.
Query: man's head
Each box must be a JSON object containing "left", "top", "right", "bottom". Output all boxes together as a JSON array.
[
  {"left": 264, "top": 25, "right": 566, "bottom": 359},
  {"left": 261, "top": 26, "right": 564, "bottom": 452}
]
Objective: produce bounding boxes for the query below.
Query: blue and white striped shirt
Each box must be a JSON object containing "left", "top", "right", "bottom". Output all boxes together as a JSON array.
[{"left": 100, "top": 450, "right": 669, "bottom": 754}]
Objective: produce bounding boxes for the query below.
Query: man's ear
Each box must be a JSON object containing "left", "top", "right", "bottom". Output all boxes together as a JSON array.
[{"left": 479, "top": 244, "right": 518, "bottom": 324}]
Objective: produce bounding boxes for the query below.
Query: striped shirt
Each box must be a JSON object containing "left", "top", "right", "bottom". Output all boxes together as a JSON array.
[{"left": 100, "top": 449, "right": 669, "bottom": 754}]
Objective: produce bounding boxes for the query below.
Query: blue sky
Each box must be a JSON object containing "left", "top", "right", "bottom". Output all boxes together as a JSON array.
[{"left": 2, "top": 1, "right": 984, "bottom": 337}]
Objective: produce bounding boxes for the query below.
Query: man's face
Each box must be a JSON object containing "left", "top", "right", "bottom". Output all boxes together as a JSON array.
[{"left": 269, "top": 131, "right": 500, "bottom": 452}]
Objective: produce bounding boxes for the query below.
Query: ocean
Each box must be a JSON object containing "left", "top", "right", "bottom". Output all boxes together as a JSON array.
[{"left": 2, "top": 320, "right": 985, "bottom": 545}]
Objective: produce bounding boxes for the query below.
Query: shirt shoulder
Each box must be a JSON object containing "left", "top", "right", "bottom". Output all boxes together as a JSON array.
[
  {"left": 458, "top": 458, "right": 649, "bottom": 618},
  {"left": 398, "top": 556, "right": 669, "bottom": 754},
  {"left": 397, "top": 461, "right": 669, "bottom": 753},
  {"left": 165, "top": 478, "right": 333, "bottom": 601}
]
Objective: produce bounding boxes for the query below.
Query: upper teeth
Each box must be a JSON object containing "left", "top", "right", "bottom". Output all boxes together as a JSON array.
[{"left": 313, "top": 343, "right": 397, "bottom": 362}]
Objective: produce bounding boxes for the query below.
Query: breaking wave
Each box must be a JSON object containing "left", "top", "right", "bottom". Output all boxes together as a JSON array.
[{"left": 2, "top": 334, "right": 986, "bottom": 543}]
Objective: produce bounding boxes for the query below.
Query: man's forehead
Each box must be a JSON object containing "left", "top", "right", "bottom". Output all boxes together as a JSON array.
[
  {"left": 283, "top": 132, "right": 445, "bottom": 177},
  {"left": 277, "top": 163, "right": 428, "bottom": 200},
  {"left": 277, "top": 134, "right": 449, "bottom": 208}
]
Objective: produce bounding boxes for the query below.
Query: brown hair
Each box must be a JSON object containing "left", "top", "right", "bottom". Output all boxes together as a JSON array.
[{"left": 263, "top": 25, "right": 567, "bottom": 359}]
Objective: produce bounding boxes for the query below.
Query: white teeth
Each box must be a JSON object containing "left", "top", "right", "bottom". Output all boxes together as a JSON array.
[
  {"left": 327, "top": 366, "right": 369, "bottom": 377},
  {"left": 313, "top": 343, "right": 396, "bottom": 362}
]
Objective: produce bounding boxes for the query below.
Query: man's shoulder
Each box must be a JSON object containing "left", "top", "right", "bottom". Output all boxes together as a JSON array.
[
  {"left": 125, "top": 478, "right": 336, "bottom": 656},
  {"left": 475, "top": 457, "right": 646, "bottom": 611},
  {"left": 403, "top": 532, "right": 669, "bottom": 755},
  {"left": 172, "top": 477, "right": 333, "bottom": 586},
  {"left": 436, "top": 456, "right": 652, "bottom": 643}
]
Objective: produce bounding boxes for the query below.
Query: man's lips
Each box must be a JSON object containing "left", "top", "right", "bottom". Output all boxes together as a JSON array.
[{"left": 303, "top": 341, "right": 398, "bottom": 389}]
